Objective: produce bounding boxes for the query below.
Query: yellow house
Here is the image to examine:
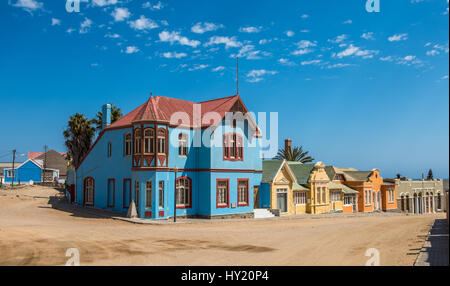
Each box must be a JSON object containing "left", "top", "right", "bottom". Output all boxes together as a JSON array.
[{"left": 260, "top": 160, "right": 358, "bottom": 215}]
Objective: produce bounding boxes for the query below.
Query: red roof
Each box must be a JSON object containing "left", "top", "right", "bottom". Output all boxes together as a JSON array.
[
  {"left": 107, "top": 94, "right": 250, "bottom": 129},
  {"left": 28, "top": 152, "right": 67, "bottom": 160}
]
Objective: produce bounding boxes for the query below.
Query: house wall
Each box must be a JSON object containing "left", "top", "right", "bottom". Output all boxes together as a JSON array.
[
  {"left": 75, "top": 118, "right": 262, "bottom": 219},
  {"left": 4, "top": 160, "right": 42, "bottom": 183},
  {"left": 381, "top": 184, "right": 397, "bottom": 211},
  {"left": 308, "top": 165, "right": 330, "bottom": 214}
]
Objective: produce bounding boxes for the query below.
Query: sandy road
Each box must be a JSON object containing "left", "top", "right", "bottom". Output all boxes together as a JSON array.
[{"left": 0, "top": 186, "right": 442, "bottom": 266}]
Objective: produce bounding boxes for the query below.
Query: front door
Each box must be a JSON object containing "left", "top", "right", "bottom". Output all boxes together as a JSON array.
[
  {"left": 253, "top": 186, "right": 259, "bottom": 208},
  {"left": 277, "top": 189, "right": 288, "bottom": 213}
]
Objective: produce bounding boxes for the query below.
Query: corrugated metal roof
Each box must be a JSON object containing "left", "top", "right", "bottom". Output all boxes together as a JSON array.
[
  {"left": 262, "top": 160, "right": 284, "bottom": 183},
  {"left": 107, "top": 94, "right": 248, "bottom": 129},
  {"left": 328, "top": 182, "right": 359, "bottom": 194}
]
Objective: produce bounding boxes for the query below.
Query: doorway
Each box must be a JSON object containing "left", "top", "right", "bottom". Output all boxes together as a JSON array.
[
  {"left": 253, "top": 186, "right": 259, "bottom": 208},
  {"left": 276, "top": 188, "right": 288, "bottom": 213}
]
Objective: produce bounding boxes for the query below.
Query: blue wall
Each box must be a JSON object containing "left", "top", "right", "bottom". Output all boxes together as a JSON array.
[
  {"left": 75, "top": 118, "right": 262, "bottom": 219},
  {"left": 4, "top": 160, "right": 42, "bottom": 183}
]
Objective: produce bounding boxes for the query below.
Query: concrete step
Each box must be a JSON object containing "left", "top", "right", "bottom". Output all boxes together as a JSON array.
[{"left": 253, "top": 208, "right": 276, "bottom": 219}]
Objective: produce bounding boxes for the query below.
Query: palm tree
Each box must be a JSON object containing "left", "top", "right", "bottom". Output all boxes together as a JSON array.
[
  {"left": 63, "top": 113, "right": 96, "bottom": 168},
  {"left": 91, "top": 104, "right": 123, "bottom": 131},
  {"left": 275, "top": 145, "right": 314, "bottom": 163}
]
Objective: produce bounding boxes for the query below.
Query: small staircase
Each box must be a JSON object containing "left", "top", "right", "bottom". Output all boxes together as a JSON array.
[{"left": 253, "top": 208, "right": 276, "bottom": 219}]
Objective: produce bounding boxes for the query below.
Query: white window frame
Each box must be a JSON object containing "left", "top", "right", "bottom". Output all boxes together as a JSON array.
[
  {"left": 145, "top": 181, "right": 152, "bottom": 208},
  {"left": 294, "top": 192, "right": 307, "bottom": 205}
]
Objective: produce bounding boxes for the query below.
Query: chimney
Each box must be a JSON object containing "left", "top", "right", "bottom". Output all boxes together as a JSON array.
[
  {"left": 285, "top": 139, "right": 292, "bottom": 151},
  {"left": 102, "top": 103, "right": 112, "bottom": 129}
]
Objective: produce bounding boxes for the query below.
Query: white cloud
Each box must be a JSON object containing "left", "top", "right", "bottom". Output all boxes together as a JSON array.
[
  {"left": 342, "top": 19, "right": 352, "bottom": 24},
  {"left": 328, "top": 34, "right": 348, "bottom": 44},
  {"left": 92, "top": 0, "right": 118, "bottom": 7},
  {"left": 259, "top": 39, "right": 272, "bottom": 45},
  {"left": 129, "top": 16, "right": 159, "bottom": 30},
  {"left": 212, "top": 66, "right": 225, "bottom": 72},
  {"left": 301, "top": 59, "right": 322, "bottom": 66},
  {"left": 285, "top": 30, "right": 295, "bottom": 37},
  {"left": 162, "top": 52, "right": 187, "bottom": 59},
  {"left": 426, "top": 50, "right": 440, "bottom": 56},
  {"left": 403, "top": 55, "right": 416, "bottom": 61},
  {"left": 239, "top": 26, "right": 262, "bottom": 33},
  {"left": 159, "top": 31, "right": 201, "bottom": 48},
  {"left": 379, "top": 56, "right": 394, "bottom": 62},
  {"left": 66, "top": 28, "right": 75, "bottom": 34},
  {"left": 278, "top": 58, "right": 295, "bottom": 66},
  {"left": 11, "top": 0, "right": 43, "bottom": 12},
  {"left": 142, "top": 1, "right": 164, "bottom": 10},
  {"left": 232, "top": 45, "right": 270, "bottom": 60},
  {"left": 300, "top": 29, "right": 310, "bottom": 33},
  {"left": 191, "top": 22, "right": 223, "bottom": 34},
  {"left": 334, "top": 44, "right": 379, "bottom": 59},
  {"left": 327, "top": 63, "right": 351, "bottom": 69},
  {"left": 301, "top": 14, "right": 309, "bottom": 19},
  {"left": 246, "top": 69, "right": 278, "bottom": 83},
  {"left": 296, "top": 40, "right": 317, "bottom": 49},
  {"left": 388, "top": 33, "right": 408, "bottom": 42},
  {"left": 361, "top": 32, "right": 374, "bottom": 40},
  {"left": 188, "top": 64, "right": 209, "bottom": 71},
  {"left": 205, "top": 36, "right": 242, "bottom": 49},
  {"left": 79, "top": 18, "right": 93, "bottom": 34},
  {"left": 111, "top": 8, "right": 130, "bottom": 22},
  {"left": 441, "top": 75, "right": 449, "bottom": 80},
  {"left": 123, "top": 46, "right": 139, "bottom": 54},
  {"left": 105, "top": 33, "right": 120, "bottom": 38},
  {"left": 51, "top": 18, "right": 61, "bottom": 26},
  {"left": 292, "top": 48, "right": 314, "bottom": 56}
]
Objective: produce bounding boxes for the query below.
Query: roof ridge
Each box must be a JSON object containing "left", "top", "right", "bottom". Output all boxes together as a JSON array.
[{"left": 197, "top": 94, "right": 238, "bottom": 104}]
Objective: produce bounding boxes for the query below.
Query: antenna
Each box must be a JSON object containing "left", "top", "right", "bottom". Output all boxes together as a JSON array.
[{"left": 237, "top": 57, "right": 239, "bottom": 95}]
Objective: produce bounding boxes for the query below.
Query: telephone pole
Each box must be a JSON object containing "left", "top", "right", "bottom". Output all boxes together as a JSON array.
[
  {"left": 42, "top": 145, "right": 48, "bottom": 183},
  {"left": 11, "top": 150, "right": 16, "bottom": 187}
]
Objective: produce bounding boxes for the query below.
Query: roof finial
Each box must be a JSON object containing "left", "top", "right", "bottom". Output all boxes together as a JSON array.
[
  {"left": 150, "top": 92, "right": 153, "bottom": 98},
  {"left": 237, "top": 56, "right": 239, "bottom": 96}
]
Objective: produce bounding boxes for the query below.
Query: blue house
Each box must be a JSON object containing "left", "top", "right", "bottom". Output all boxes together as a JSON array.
[
  {"left": 3, "top": 159, "right": 59, "bottom": 184},
  {"left": 74, "top": 94, "right": 263, "bottom": 219}
]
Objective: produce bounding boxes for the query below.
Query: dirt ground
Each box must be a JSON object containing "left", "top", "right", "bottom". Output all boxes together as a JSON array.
[{"left": 0, "top": 186, "right": 443, "bottom": 266}]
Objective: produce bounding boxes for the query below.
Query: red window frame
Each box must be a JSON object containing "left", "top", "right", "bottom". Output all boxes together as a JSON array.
[
  {"left": 237, "top": 178, "right": 249, "bottom": 207},
  {"left": 123, "top": 178, "right": 131, "bottom": 208},
  {"left": 107, "top": 178, "right": 115, "bottom": 208},
  {"left": 175, "top": 176, "right": 192, "bottom": 209},
  {"left": 223, "top": 133, "right": 243, "bottom": 161},
  {"left": 216, "top": 179, "right": 230, "bottom": 208},
  {"left": 83, "top": 177, "right": 95, "bottom": 207}
]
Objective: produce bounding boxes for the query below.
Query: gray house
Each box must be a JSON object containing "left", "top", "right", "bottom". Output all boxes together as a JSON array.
[{"left": 396, "top": 179, "right": 446, "bottom": 214}]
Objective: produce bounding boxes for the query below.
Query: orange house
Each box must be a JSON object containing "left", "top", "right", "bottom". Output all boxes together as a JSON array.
[{"left": 325, "top": 167, "right": 397, "bottom": 213}]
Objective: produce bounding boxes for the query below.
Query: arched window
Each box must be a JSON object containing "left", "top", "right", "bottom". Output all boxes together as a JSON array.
[
  {"left": 84, "top": 177, "right": 95, "bottom": 206},
  {"left": 157, "top": 128, "right": 166, "bottom": 154},
  {"left": 144, "top": 128, "right": 155, "bottom": 154},
  {"left": 176, "top": 177, "right": 191, "bottom": 208},
  {"left": 124, "top": 133, "right": 131, "bottom": 156},
  {"left": 134, "top": 129, "right": 141, "bottom": 154},
  {"left": 178, "top": 133, "right": 188, "bottom": 156}
]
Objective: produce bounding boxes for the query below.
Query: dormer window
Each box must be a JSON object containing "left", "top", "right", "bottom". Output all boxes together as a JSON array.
[
  {"left": 124, "top": 133, "right": 131, "bottom": 156},
  {"left": 223, "top": 133, "right": 243, "bottom": 161},
  {"left": 134, "top": 129, "right": 141, "bottom": 154},
  {"left": 157, "top": 128, "right": 166, "bottom": 155},
  {"left": 144, "top": 128, "right": 155, "bottom": 154},
  {"left": 178, "top": 133, "right": 188, "bottom": 156}
]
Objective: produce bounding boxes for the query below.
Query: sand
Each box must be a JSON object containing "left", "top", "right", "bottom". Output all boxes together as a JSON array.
[{"left": 0, "top": 185, "right": 442, "bottom": 266}]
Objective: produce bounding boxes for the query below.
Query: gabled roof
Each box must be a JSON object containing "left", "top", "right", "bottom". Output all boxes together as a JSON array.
[
  {"left": 342, "top": 171, "right": 372, "bottom": 182},
  {"left": 287, "top": 162, "right": 315, "bottom": 185},
  {"left": 107, "top": 94, "right": 253, "bottom": 129},
  {"left": 28, "top": 151, "right": 67, "bottom": 160},
  {"left": 35, "top": 150, "right": 68, "bottom": 176},
  {"left": 325, "top": 166, "right": 359, "bottom": 181},
  {"left": 328, "top": 182, "right": 359, "bottom": 194},
  {"left": 262, "top": 160, "right": 284, "bottom": 183}
]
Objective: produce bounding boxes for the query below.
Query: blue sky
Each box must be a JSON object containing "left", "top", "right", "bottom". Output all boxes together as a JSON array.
[{"left": 0, "top": 0, "right": 448, "bottom": 179}]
